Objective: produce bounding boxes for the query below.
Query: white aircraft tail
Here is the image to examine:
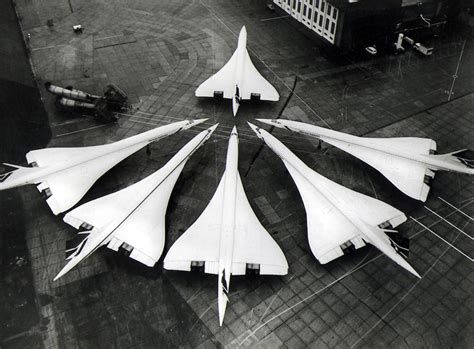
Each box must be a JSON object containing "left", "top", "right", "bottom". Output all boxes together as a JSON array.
[
  {"left": 433, "top": 149, "right": 474, "bottom": 172},
  {"left": 0, "top": 163, "right": 37, "bottom": 188}
]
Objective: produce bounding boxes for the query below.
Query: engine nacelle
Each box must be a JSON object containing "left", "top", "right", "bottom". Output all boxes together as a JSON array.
[
  {"left": 250, "top": 93, "right": 261, "bottom": 101},
  {"left": 245, "top": 263, "right": 260, "bottom": 275},
  {"left": 340, "top": 240, "right": 355, "bottom": 255},
  {"left": 191, "top": 261, "right": 205, "bottom": 272},
  {"left": 213, "top": 91, "right": 224, "bottom": 99},
  {"left": 118, "top": 242, "right": 134, "bottom": 257}
]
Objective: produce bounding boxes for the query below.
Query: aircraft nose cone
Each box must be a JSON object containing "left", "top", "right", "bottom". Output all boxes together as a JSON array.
[
  {"left": 247, "top": 122, "right": 262, "bottom": 138},
  {"left": 207, "top": 123, "right": 219, "bottom": 134},
  {"left": 183, "top": 118, "right": 208, "bottom": 129},
  {"left": 255, "top": 118, "right": 275, "bottom": 127},
  {"left": 192, "top": 118, "right": 209, "bottom": 125}
]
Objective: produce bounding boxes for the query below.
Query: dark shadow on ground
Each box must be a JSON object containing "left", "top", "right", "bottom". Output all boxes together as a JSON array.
[{"left": 0, "top": 1, "right": 51, "bottom": 347}]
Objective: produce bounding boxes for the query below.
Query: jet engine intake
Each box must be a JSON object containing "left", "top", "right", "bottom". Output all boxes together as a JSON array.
[
  {"left": 423, "top": 174, "right": 433, "bottom": 185},
  {"left": 118, "top": 242, "right": 134, "bottom": 256},
  {"left": 41, "top": 187, "right": 52, "bottom": 199},
  {"left": 340, "top": 240, "right": 356, "bottom": 254},
  {"left": 250, "top": 93, "right": 261, "bottom": 101},
  {"left": 191, "top": 261, "right": 205, "bottom": 272},
  {"left": 245, "top": 263, "right": 260, "bottom": 275},
  {"left": 213, "top": 91, "right": 224, "bottom": 99},
  {"left": 378, "top": 221, "right": 394, "bottom": 230}
]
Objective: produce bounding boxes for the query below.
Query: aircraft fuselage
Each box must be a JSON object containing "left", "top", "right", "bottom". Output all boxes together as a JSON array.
[
  {"left": 249, "top": 123, "right": 420, "bottom": 278},
  {"left": 54, "top": 124, "right": 217, "bottom": 281},
  {"left": 277, "top": 121, "right": 473, "bottom": 175},
  {"left": 0, "top": 120, "right": 205, "bottom": 191},
  {"left": 217, "top": 128, "right": 239, "bottom": 326},
  {"left": 232, "top": 27, "right": 248, "bottom": 116}
]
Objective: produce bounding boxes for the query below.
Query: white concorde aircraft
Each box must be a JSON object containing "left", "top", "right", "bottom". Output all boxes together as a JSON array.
[
  {"left": 248, "top": 122, "right": 420, "bottom": 278},
  {"left": 257, "top": 118, "right": 474, "bottom": 202},
  {"left": 54, "top": 124, "right": 218, "bottom": 281},
  {"left": 164, "top": 126, "right": 288, "bottom": 326},
  {"left": 0, "top": 119, "right": 207, "bottom": 214},
  {"left": 195, "top": 26, "right": 279, "bottom": 116}
]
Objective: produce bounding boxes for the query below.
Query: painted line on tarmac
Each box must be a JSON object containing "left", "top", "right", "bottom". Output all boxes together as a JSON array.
[
  {"left": 260, "top": 15, "right": 290, "bottom": 22},
  {"left": 410, "top": 216, "right": 473, "bottom": 262},
  {"left": 55, "top": 124, "right": 109, "bottom": 137},
  {"left": 424, "top": 206, "right": 473, "bottom": 240},
  {"left": 438, "top": 196, "right": 473, "bottom": 220}
]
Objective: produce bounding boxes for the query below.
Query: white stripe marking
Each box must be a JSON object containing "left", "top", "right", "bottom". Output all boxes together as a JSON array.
[
  {"left": 424, "top": 206, "right": 473, "bottom": 240},
  {"left": 55, "top": 124, "right": 109, "bottom": 137},
  {"left": 410, "top": 216, "right": 473, "bottom": 262},
  {"left": 260, "top": 15, "right": 291, "bottom": 22},
  {"left": 438, "top": 196, "right": 473, "bottom": 220}
]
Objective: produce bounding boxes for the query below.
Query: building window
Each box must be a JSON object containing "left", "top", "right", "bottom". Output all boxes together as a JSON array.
[{"left": 274, "top": 0, "right": 338, "bottom": 44}]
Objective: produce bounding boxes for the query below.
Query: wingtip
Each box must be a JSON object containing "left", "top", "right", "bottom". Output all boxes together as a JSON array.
[{"left": 46, "top": 196, "right": 64, "bottom": 216}]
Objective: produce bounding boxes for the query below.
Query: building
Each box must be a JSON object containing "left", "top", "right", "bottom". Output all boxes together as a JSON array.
[{"left": 272, "top": 0, "right": 463, "bottom": 51}]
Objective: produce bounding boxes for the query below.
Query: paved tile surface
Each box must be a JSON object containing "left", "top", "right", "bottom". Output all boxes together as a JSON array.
[{"left": 1, "top": 0, "right": 473, "bottom": 348}]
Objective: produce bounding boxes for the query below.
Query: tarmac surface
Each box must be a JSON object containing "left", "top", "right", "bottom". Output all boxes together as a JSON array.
[{"left": 1, "top": 0, "right": 473, "bottom": 348}]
